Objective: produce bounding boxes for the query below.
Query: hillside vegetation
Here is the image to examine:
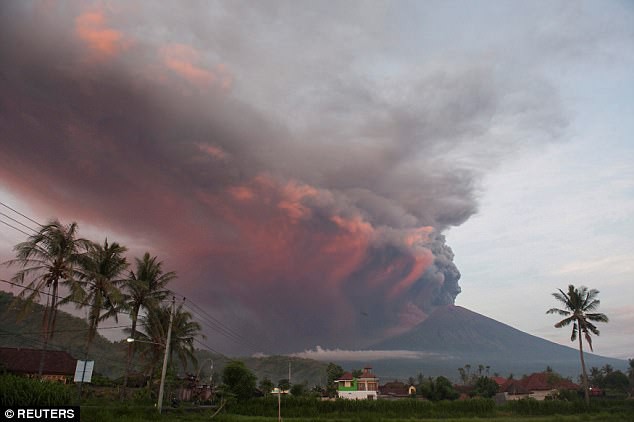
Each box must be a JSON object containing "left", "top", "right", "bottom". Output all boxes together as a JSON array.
[{"left": 0, "top": 291, "right": 327, "bottom": 385}]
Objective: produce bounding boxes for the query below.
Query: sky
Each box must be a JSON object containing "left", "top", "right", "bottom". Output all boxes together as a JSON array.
[{"left": 0, "top": 1, "right": 632, "bottom": 359}]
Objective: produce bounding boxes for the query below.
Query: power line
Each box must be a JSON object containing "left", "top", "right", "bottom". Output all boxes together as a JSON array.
[
  {"left": 0, "top": 324, "right": 134, "bottom": 337},
  {"left": 0, "top": 211, "right": 38, "bottom": 232},
  {"left": 0, "top": 279, "right": 136, "bottom": 317},
  {"left": 193, "top": 337, "right": 224, "bottom": 357},
  {"left": 169, "top": 288, "right": 264, "bottom": 353},
  {"left": 0, "top": 218, "right": 32, "bottom": 237},
  {"left": 0, "top": 200, "right": 42, "bottom": 226},
  {"left": 0, "top": 203, "right": 261, "bottom": 357}
]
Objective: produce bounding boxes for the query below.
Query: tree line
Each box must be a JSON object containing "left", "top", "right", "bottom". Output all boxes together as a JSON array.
[{"left": 3, "top": 218, "right": 202, "bottom": 398}]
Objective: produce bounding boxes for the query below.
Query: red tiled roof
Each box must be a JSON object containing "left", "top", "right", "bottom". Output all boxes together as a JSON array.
[
  {"left": 502, "top": 379, "right": 529, "bottom": 395},
  {"left": 501, "top": 372, "right": 579, "bottom": 394},
  {"left": 491, "top": 376, "right": 507, "bottom": 386},
  {"left": 336, "top": 368, "right": 379, "bottom": 382},
  {"left": 336, "top": 372, "right": 354, "bottom": 381},
  {"left": 0, "top": 347, "right": 77, "bottom": 376},
  {"left": 380, "top": 381, "right": 408, "bottom": 395},
  {"left": 359, "top": 367, "right": 377, "bottom": 379}
]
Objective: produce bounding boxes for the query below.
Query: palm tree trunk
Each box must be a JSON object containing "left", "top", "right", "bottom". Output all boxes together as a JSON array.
[
  {"left": 38, "top": 296, "right": 51, "bottom": 378},
  {"left": 121, "top": 308, "right": 138, "bottom": 400},
  {"left": 38, "top": 281, "right": 58, "bottom": 377},
  {"left": 578, "top": 330, "right": 590, "bottom": 405}
]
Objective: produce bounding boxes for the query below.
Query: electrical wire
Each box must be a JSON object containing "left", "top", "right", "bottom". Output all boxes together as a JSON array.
[
  {"left": 0, "top": 211, "right": 39, "bottom": 233},
  {"left": 0, "top": 219, "right": 32, "bottom": 237},
  {"left": 0, "top": 200, "right": 42, "bottom": 226},
  {"left": 1, "top": 202, "right": 270, "bottom": 357}
]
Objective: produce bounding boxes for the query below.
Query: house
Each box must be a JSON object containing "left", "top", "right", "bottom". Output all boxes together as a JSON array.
[
  {"left": 0, "top": 347, "right": 76, "bottom": 383},
  {"left": 379, "top": 380, "right": 409, "bottom": 398},
  {"left": 500, "top": 372, "right": 579, "bottom": 401},
  {"left": 335, "top": 367, "right": 379, "bottom": 400}
]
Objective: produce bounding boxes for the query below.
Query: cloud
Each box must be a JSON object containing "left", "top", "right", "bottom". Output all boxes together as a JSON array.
[
  {"left": 160, "top": 43, "right": 232, "bottom": 89},
  {"left": 75, "top": 9, "right": 128, "bottom": 58},
  {"left": 291, "top": 346, "right": 442, "bottom": 361},
  {"left": 0, "top": 2, "right": 568, "bottom": 354}
]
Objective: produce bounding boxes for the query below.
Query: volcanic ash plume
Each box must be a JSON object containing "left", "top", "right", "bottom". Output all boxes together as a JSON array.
[{"left": 0, "top": 2, "right": 565, "bottom": 353}]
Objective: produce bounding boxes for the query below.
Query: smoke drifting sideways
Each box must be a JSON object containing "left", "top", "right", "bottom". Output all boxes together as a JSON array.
[{"left": 0, "top": 2, "right": 565, "bottom": 354}]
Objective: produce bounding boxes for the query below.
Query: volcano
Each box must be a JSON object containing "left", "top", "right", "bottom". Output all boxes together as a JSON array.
[{"left": 365, "top": 305, "right": 625, "bottom": 379}]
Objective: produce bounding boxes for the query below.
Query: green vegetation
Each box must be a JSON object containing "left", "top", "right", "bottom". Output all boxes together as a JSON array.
[
  {"left": 75, "top": 397, "right": 634, "bottom": 422},
  {"left": 73, "top": 239, "right": 128, "bottom": 356},
  {"left": 0, "top": 374, "right": 72, "bottom": 406},
  {"left": 547, "top": 284, "right": 609, "bottom": 405},
  {"left": 122, "top": 252, "right": 175, "bottom": 397},
  {"left": 222, "top": 360, "right": 258, "bottom": 401},
  {"left": 5, "top": 219, "right": 90, "bottom": 376},
  {"left": 2, "top": 219, "right": 202, "bottom": 395},
  {"left": 588, "top": 364, "right": 630, "bottom": 397}
]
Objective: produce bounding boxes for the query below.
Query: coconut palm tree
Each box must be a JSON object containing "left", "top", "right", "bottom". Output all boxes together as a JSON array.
[
  {"left": 121, "top": 253, "right": 175, "bottom": 398},
  {"left": 71, "top": 239, "right": 128, "bottom": 356},
  {"left": 131, "top": 302, "right": 202, "bottom": 384},
  {"left": 547, "top": 284, "right": 609, "bottom": 405},
  {"left": 4, "top": 219, "right": 90, "bottom": 375}
]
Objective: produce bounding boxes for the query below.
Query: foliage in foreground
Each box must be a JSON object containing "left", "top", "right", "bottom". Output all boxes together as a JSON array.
[
  {"left": 227, "top": 396, "right": 496, "bottom": 419},
  {"left": 0, "top": 374, "right": 72, "bottom": 406},
  {"left": 77, "top": 398, "right": 634, "bottom": 422},
  {"left": 504, "top": 397, "right": 634, "bottom": 416}
]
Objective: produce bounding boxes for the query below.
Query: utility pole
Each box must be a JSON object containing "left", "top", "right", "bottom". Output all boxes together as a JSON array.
[
  {"left": 288, "top": 359, "right": 291, "bottom": 386},
  {"left": 157, "top": 296, "right": 175, "bottom": 414}
]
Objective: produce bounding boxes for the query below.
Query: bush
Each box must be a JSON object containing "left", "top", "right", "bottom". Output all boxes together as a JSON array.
[{"left": 0, "top": 374, "right": 72, "bottom": 406}]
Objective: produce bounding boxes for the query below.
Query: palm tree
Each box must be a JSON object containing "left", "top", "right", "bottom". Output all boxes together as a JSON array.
[
  {"left": 4, "top": 219, "right": 90, "bottom": 375},
  {"left": 132, "top": 302, "right": 202, "bottom": 384},
  {"left": 547, "top": 284, "right": 609, "bottom": 405},
  {"left": 121, "top": 253, "right": 175, "bottom": 398},
  {"left": 71, "top": 239, "right": 128, "bottom": 356}
]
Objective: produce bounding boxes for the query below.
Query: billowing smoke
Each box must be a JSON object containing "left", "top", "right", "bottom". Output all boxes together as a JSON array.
[{"left": 0, "top": 2, "right": 565, "bottom": 353}]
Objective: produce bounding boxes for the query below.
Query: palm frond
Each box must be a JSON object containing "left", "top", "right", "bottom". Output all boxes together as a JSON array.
[
  {"left": 554, "top": 315, "right": 575, "bottom": 328},
  {"left": 546, "top": 307, "right": 570, "bottom": 316},
  {"left": 586, "top": 312, "right": 609, "bottom": 323}
]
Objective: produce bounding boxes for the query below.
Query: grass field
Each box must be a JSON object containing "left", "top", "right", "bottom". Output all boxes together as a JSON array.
[
  {"left": 79, "top": 403, "right": 634, "bottom": 422},
  {"left": 79, "top": 410, "right": 634, "bottom": 422}
]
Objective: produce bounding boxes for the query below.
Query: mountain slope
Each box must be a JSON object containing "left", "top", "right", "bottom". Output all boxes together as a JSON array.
[{"left": 370, "top": 305, "right": 625, "bottom": 377}]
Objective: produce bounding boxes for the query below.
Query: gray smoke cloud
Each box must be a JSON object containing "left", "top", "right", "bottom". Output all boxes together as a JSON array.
[{"left": 0, "top": 1, "right": 567, "bottom": 353}]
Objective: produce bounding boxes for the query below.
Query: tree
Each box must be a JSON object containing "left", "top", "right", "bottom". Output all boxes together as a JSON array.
[
  {"left": 290, "top": 383, "right": 307, "bottom": 396},
  {"left": 472, "top": 376, "right": 499, "bottom": 398},
  {"left": 428, "top": 376, "right": 459, "bottom": 401},
  {"left": 603, "top": 371, "right": 629, "bottom": 394},
  {"left": 133, "top": 302, "right": 202, "bottom": 379},
  {"left": 72, "top": 239, "right": 128, "bottom": 356},
  {"left": 547, "top": 284, "right": 609, "bottom": 405},
  {"left": 278, "top": 378, "right": 291, "bottom": 391},
  {"left": 590, "top": 367, "right": 602, "bottom": 383},
  {"left": 259, "top": 377, "right": 274, "bottom": 396},
  {"left": 222, "top": 360, "right": 257, "bottom": 401},
  {"left": 121, "top": 253, "right": 175, "bottom": 398},
  {"left": 4, "top": 219, "right": 89, "bottom": 375},
  {"left": 326, "top": 362, "right": 344, "bottom": 397}
]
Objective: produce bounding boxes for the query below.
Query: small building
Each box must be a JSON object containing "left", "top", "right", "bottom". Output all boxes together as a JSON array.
[
  {"left": 380, "top": 380, "right": 409, "bottom": 398},
  {"left": 0, "top": 347, "right": 76, "bottom": 383},
  {"left": 335, "top": 367, "right": 379, "bottom": 400},
  {"left": 500, "top": 372, "right": 579, "bottom": 401},
  {"left": 379, "top": 380, "right": 416, "bottom": 398}
]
